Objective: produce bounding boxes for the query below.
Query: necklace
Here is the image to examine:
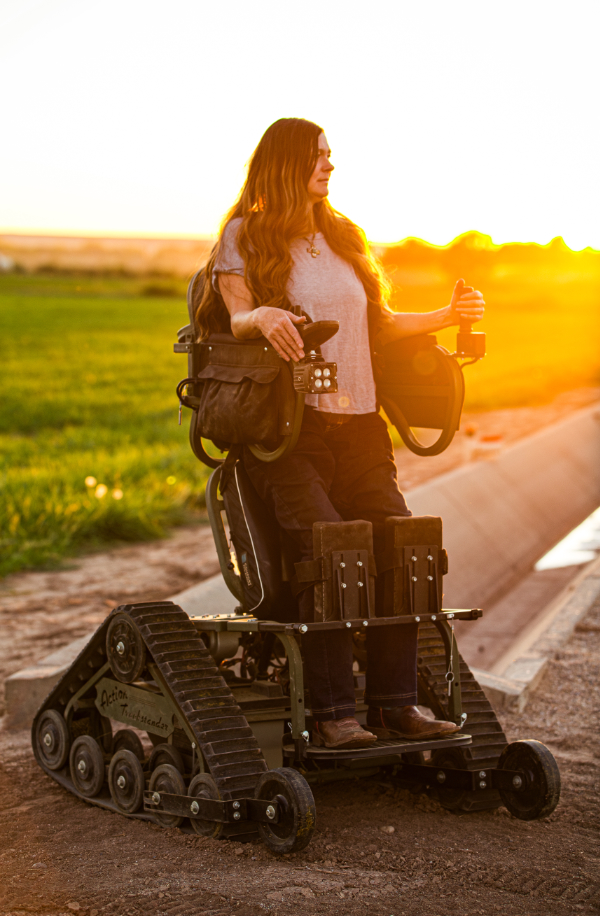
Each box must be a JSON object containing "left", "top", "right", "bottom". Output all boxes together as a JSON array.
[{"left": 304, "top": 233, "right": 321, "bottom": 258}]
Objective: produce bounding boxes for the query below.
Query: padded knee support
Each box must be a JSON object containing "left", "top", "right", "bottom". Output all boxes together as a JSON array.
[
  {"left": 379, "top": 516, "right": 448, "bottom": 616},
  {"left": 293, "top": 520, "right": 376, "bottom": 622}
]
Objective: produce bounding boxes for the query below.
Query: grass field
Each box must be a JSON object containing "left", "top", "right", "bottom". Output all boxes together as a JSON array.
[
  {"left": 1, "top": 262, "right": 599, "bottom": 577},
  {"left": 0, "top": 273, "right": 209, "bottom": 577}
]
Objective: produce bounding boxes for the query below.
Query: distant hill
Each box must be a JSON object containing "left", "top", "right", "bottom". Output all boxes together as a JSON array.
[
  {"left": 380, "top": 231, "right": 600, "bottom": 292},
  {"left": 0, "top": 233, "right": 215, "bottom": 277},
  {"left": 2, "top": 230, "right": 599, "bottom": 285}
]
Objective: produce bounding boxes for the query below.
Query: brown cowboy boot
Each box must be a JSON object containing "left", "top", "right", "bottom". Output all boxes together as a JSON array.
[
  {"left": 313, "top": 717, "right": 378, "bottom": 749},
  {"left": 367, "top": 706, "right": 461, "bottom": 740}
]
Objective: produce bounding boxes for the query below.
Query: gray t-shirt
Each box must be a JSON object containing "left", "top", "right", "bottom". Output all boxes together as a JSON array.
[{"left": 213, "top": 217, "right": 377, "bottom": 415}]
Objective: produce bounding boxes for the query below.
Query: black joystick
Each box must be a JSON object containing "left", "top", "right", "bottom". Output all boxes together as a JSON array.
[{"left": 456, "top": 317, "right": 486, "bottom": 359}]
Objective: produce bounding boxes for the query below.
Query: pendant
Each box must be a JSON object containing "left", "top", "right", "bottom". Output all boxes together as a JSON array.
[{"left": 307, "top": 246, "right": 320, "bottom": 258}]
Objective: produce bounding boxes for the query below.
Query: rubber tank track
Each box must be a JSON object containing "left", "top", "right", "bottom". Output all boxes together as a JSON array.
[
  {"left": 417, "top": 621, "right": 508, "bottom": 810},
  {"left": 32, "top": 601, "right": 268, "bottom": 815}
]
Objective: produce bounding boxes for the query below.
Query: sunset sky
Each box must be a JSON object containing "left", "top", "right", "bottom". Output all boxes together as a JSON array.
[{"left": 1, "top": 0, "right": 599, "bottom": 249}]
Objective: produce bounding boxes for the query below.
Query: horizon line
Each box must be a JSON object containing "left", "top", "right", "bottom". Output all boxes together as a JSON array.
[{"left": 1, "top": 227, "right": 598, "bottom": 254}]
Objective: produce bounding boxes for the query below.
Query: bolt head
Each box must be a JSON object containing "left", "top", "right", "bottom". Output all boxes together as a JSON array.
[
  {"left": 412, "top": 576, "right": 417, "bottom": 582},
  {"left": 357, "top": 581, "right": 363, "bottom": 587},
  {"left": 345, "top": 621, "right": 351, "bottom": 627},
  {"left": 363, "top": 620, "right": 368, "bottom": 626},
  {"left": 233, "top": 811, "right": 241, "bottom": 820},
  {"left": 233, "top": 801, "right": 241, "bottom": 809},
  {"left": 427, "top": 555, "right": 433, "bottom": 561},
  {"left": 479, "top": 780, "right": 487, "bottom": 789},
  {"left": 411, "top": 556, "right": 417, "bottom": 562},
  {"left": 341, "top": 582, "right": 347, "bottom": 588},
  {"left": 431, "top": 615, "right": 437, "bottom": 621},
  {"left": 115, "top": 640, "right": 126, "bottom": 656},
  {"left": 512, "top": 774, "right": 523, "bottom": 789},
  {"left": 190, "top": 800, "right": 200, "bottom": 815},
  {"left": 77, "top": 759, "right": 87, "bottom": 774},
  {"left": 436, "top": 771, "right": 446, "bottom": 783},
  {"left": 152, "top": 791, "right": 161, "bottom": 804},
  {"left": 117, "top": 775, "right": 126, "bottom": 789},
  {"left": 356, "top": 561, "right": 363, "bottom": 567},
  {"left": 339, "top": 562, "right": 346, "bottom": 568},
  {"left": 299, "top": 624, "right": 308, "bottom": 633},
  {"left": 266, "top": 805, "right": 276, "bottom": 820},
  {"left": 478, "top": 771, "right": 486, "bottom": 779},
  {"left": 414, "top": 616, "right": 421, "bottom": 622},
  {"left": 427, "top": 575, "right": 433, "bottom": 581},
  {"left": 43, "top": 732, "right": 52, "bottom": 747},
  {"left": 301, "top": 730, "right": 309, "bottom": 740}
]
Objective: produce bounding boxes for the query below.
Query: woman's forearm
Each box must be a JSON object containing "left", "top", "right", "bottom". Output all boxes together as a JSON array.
[
  {"left": 390, "top": 306, "right": 454, "bottom": 339},
  {"left": 230, "top": 307, "right": 263, "bottom": 339},
  {"left": 388, "top": 281, "right": 486, "bottom": 340}
]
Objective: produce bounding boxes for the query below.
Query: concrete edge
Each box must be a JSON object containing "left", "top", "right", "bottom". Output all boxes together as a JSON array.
[
  {"left": 4, "top": 632, "right": 95, "bottom": 730},
  {"left": 471, "top": 555, "right": 600, "bottom": 714},
  {"left": 406, "top": 402, "right": 600, "bottom": 500}
]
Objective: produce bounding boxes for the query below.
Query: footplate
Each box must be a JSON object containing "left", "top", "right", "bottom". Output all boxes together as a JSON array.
[{"left": 282, "top": 733, "right": 472, "bottom": 762}]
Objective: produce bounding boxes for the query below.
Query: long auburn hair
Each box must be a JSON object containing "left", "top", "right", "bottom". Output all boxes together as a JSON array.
[{"left": 196, "top": 117, "right": 390, "bottom": 338}]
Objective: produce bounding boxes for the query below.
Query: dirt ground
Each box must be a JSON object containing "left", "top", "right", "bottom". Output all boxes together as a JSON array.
[
  {"left": 0, "top": 594, "right": 598, "bottom": 916},
  {"left": 0, "top": 390, "right": 599, "bottom": 916}
]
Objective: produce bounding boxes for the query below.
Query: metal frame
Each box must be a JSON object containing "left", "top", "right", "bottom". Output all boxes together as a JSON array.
[
  {"left": 395, "top": 762, "right": 526, "bottom": 794},
  {"left": 192, "top": 611, "right": 476, "bottom": 760},
  {"left": 144, "top": 791, "right": 284, "bottom": 825}
]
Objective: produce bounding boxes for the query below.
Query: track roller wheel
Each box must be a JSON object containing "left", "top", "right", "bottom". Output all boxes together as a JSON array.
[
  {"left": 149, "top": 764, "right": 186, "bottom": 828},
  {"left": 69, "top": 736, "right": 105, "bottom": 797},
  {"left": 106, "top": 613, "right": 146, "bottom": 683},
  {"left": 113, "top": 729, "right": 145, "bottom": 762},
  {"left": 254, "top": 767, "right": 316, "bottom": 854},
  {"left": 497, "top": 739, "right": 561, "bottom": 820},
  {"left": 188, "top": 774, "right": 224, "bottom": 839},
  {"left": 149, "top": 743, "right": 185, "bottom": 774},
  {"left": 430, "top": 747, "right": 468, "bottom": 811},
  {"left": 108, "top": 749, "right": 145, "bottom": 813},
  {"left": 36, "top": 710, "right": 70, "bottom": 771}
]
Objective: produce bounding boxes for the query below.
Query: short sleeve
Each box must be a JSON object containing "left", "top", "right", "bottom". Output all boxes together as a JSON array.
[{"left": 212, "top": 218, "right": 245, "bottom": 291}]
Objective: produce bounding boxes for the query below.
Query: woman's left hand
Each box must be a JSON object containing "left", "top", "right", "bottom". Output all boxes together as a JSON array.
[{"left": 450, "top": 278, "right": 485, "bottom": 325}]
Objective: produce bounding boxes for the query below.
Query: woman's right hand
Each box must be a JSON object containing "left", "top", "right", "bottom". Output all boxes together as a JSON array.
[{"left": 253, "top": 306, "right": 306, "bottom": 362}]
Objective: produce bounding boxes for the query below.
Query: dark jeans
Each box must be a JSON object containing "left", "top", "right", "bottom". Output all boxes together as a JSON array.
[{"left": 244, "top": 408, "right": 418, "bottom": 721}]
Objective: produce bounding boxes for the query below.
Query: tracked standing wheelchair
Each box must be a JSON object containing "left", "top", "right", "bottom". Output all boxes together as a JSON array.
[{"left": 32, "top": 271, "right": 560, "bottom": 853}]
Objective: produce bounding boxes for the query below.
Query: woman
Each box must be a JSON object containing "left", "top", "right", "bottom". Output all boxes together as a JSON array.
[{"left": 197, "top": 118, "right": 485, "bottom": 749}]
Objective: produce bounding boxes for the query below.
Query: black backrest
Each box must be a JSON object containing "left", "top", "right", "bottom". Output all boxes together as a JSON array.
[{"left": 220, "top": 462, "right": 299, "bottom": 623}]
